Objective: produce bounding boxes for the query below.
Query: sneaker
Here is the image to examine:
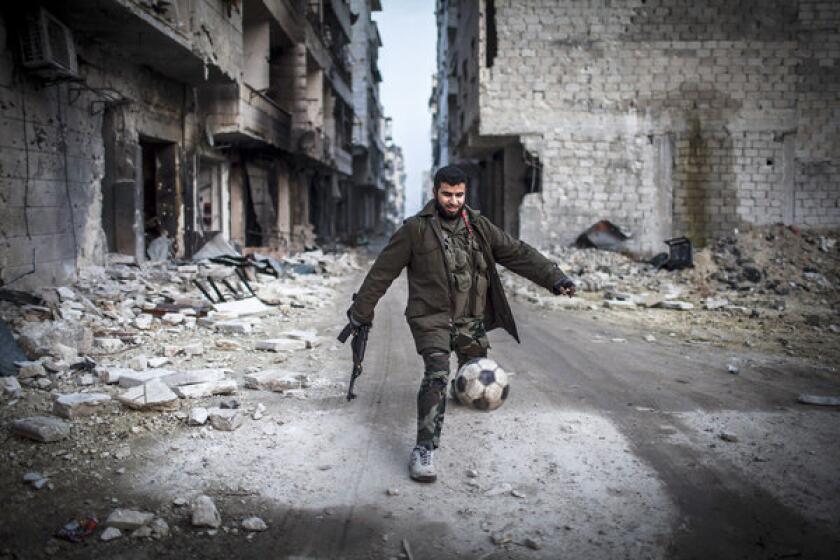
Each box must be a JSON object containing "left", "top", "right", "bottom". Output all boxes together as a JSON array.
[{"left": 408, "top": 445, "right": 437, "bottom": 483}]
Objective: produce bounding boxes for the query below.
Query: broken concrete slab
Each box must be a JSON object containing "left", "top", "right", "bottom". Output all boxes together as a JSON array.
[
  {"left": 52, "top": 393, "right": 112, "bottom": 418},
  {"left": 51, "top": 342, "right": 78, "bottom": 362},
  {"left": 99, "top": 367, "right": 135, "bottom": 384},
  {"left": 117, "top": 369, "right": 177, "bottom": 388},
  {"left": 191, "top": 495, "right": 222, "bottom": 528},
  {"left": 12, "top": 416, "right": 71, "bottom": 442},
  {"left": 162, "top": 368, "right": 229, "bottom": 387},
  {"left": 148, "top": 357, "right": 170, "bottom": 368},
  {"left": 603, "top": 299, "right": 637, "bottom": 309},
  {"left": 255, "top": 338, "right": 308, "bottom": 352},
  {"left": 208, "top": 408, "right": 243, "bottom": 431},
  {"left": 172, "top": 379, "right": 237, "bottom": 399},
  {"left": 244, "top": 370, "right": 311, "bottom": 392},
  {"left": 105, "top": 509, "right": 154, "bottom": 530},
  {"left": 100, "top": 527, "right": 122, "bottom": 541},
  {"left": 18, "top": 320, "right": 93, "bottom": 358},
  {"left": 133, "top": 315, "right": 153, "bottom": 330},
  {"left": 163, "top": 345, "right": 182, "bottom": 357},
  {"left": 241, "top": 517, "right": 268, "bottom": 532},
  {"left": 215, "top": 339, "right": 241, "bottom": 350},
  {"left": 161, "top": 313, "right": 185, "bottom": 325},
  {"left": 56, "top": 286, "right": 76, "bottom": 301},
  {"left": 704, "top": 297, "right": 730, "bottom": 310},
  {"left": 213, "top": 298, "right": 270, "bottom": 318},
  {"left": 116, "top": 379, "right": 179, "bottom": 412}
]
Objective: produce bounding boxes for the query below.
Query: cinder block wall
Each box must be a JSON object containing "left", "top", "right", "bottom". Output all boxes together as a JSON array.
[
  {"left": 476, "top": 0, "right": 840, "bottom": 251},
  {"left": 0, "top": 13, "right": 106, "bottom": 289}
]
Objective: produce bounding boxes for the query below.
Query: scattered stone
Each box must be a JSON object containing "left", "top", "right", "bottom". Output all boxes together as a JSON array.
[
  {"left": 94, "top": 338, "right": 125, "bottom": 353},
  {"left": 219, "top": 399, "right": 240, "bottom": 409},
  {"left": 657, "top": 300, "right": 695, "bottom": 311},
  {"left": 2, "top": 376, "right": 22, "bottom": 396},
  {"left": 255, "top": 339, "right": 307, "bottom": 352},
  {"left": 78, "top": 373, "right": 95, "bottom": 386},
  {"left": 727, "top": 364, "right": 740, "bottom": 374},
  {"left": 173, "top": 379, "right": 237, "bottom": 399},
  {"left": 603, "top": 299, "right": 637, "bottom": 309},
  {"left": 523, "top": 537, "right": 542, "bottom": 550},
  {"left": 281, "top": 330, "right": 320, "bottom": 348},
  {"left": 704, "top": 297, "right": 730, "bottom": 310},
  {"left": 172, "top": 497, "right": 188, "bottom": 507},
  {"left": 244, "top": 370, "right": 311, "bottom": 392},
  {"left": 56, "top": 286, "right": 76, "bottom": 301},
  {"left": 215, "top": 339, "right": 241, "bottom": 350},
  {"left": 105, "top": 509, "right": 154, "bottom": 530},
  {"left": 163, "top": 345, "right": 182, "bottom": 357},
  {"left": 644, "top": 334, "right": 656, "bottom": 342},
  {"left": 17, "top": 361, "right": 46, "bottom": 378},
  {"left": 99, "top": 367, "right": 134, "bottom": 384},
  {"left": 23, "top": 472, "right": 48, "bottom": 489},
  {"left": 189, "top": 407, "right": 209, "bottom": 426},
  {"left": 52, "top": 393, "right": 111, "bottom": 418},
  {"left": 100, "top": 527, "right": 122, "bottom": 541},
  {"left": 128, "top": 355, "right": 148, "bottom": 371},
  {"left": 18, "top": 320, "right": 93, "bottom": 358},
  {"left": 114, "top": 445, "right": 131, "bottom": 460},
  {"left": 214, "top": 320, "right": 252, "bottom": 334},
  {"left": 511, "top": 489, "right": 526, "bottom": 498},
  {"left": 208, "top": 408, "right": 243, "bottom": 431},
  {"left": 386, "top": 488, "right": 400, "bottom": 496},
  {"left": 52, "top": 342, "right": 78, "bottom": 362},
  {"left": 148, "top": 357, "right": 170, "bottom": 368},
  {"left": 241, "top": 517, "right": 268, "bottom": 532},
  {"left": 213, "top": 298, "right": 270, "bottom": 318},
  {"left": 719, "top": 432, "right": 739, "bottom": 443},
  {"left": 116, "top": 379, "right": 179, "bottom": 411},
  {"left": 134, "top": 315, "right": 153, "bottom": 330},
  {"left": 131, "top": 526, "right": 153, "bottom": 538},
  {"left": 484, "top": 483, "right": 513, "bottom": 497},
  {"left": 466, "top": 469, "right": 478, "bottom": 478},
  {"left": 182, "top": 342, "right": 204, "bottom": 356},
  {"left": 34, "top": 377, "right": 53, "bottom": 390},
  {"left": 191, "top": 495, "right": 221, "bottom": 528},
  {"left": 252, "top": 403, "right": 266, "bottom": 420},
  {"left": 150, "top": 518, "right": 170, "bottom": 538},
  {"left": 798, "top": 394, "right": 840, "bottom": 406},
  {"left": 491, "top": 531, "right": 513, "bottom": 545},
  {"left": 162, "top": 313, "right": 185, "bottom": 325},
  {"left": 12, "top": 416, "right": 71, "bottom": 442},
  {"left": 634, "top": 294, "right": 665, "bottom": 308}
]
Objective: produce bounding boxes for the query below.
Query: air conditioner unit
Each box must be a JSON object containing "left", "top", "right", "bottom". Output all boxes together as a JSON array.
[{"left": 19, "top": 8, "right": 79, "bottom": 79}]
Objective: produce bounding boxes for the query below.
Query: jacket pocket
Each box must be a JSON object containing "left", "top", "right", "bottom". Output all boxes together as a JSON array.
[{"left": 471, "top": 273, "right": 488, "bottom": 317}]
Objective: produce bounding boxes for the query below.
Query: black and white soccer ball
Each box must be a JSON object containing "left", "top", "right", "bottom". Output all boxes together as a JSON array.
[{"left": 452, "top": 358, "right": 509, "bottom": 411}]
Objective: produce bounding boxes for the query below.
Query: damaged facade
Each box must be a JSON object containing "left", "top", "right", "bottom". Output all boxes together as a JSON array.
[
  {"left": 0, "top": 0, "right": 400, "bottom": 289},
  {"left": 430, "top": 0, "right": 840, "bottom": 252}
]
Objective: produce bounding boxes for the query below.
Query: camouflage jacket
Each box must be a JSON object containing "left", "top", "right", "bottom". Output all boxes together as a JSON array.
[{"left": 350, "top": 199, "right": 566, "bottom": 353}]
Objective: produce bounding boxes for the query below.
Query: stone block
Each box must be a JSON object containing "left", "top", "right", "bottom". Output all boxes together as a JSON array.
[
  {"left": 116, "top": 379, "right": 179, "bottom": 411},
  {"left": 172, "top": 379, "right": 237, "bottom": 399},
  {"left": 52, "top": 392, "right": 111, "bottom": 418},
  {"left": 12, "top": 416, "right": 71, "bottom": 442},
  {"left": 244, "top": 370, "right": 311, "bottom": 392}
]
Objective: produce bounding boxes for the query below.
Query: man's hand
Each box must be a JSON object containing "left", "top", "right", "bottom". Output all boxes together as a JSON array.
[
  {"left": 346, "top": 309, "right": 371, "bottom": 329},
  {"left": 552, "top": 276, "right": 576, "bottom": 298}
]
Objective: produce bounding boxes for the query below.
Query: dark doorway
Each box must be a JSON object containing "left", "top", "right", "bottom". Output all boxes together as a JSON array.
[{"left": 139, "top": 138, "right": 178, "bottom": 253}]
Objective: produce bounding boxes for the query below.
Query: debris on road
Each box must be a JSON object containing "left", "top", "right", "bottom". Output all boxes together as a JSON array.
[
  {"left": 12, "top": 416, "right": 71, "bottom": 442},
  {"left": 798, "top": 394, "right": 840, "bottom": 406},
  {"left": 241, "top": 517, "right": 268, "bottom": 532},
  {"left": 191, "top": 495, "right": 222, "bottom": 528}
]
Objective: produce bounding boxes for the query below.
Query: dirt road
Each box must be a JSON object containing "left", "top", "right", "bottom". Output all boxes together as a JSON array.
[{"left": 3, "top": 264, "right": 839, "bottom": 559}]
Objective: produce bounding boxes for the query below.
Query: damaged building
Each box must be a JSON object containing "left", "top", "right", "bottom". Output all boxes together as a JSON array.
[
  {"left": 0, "top": 0, "right": 400, "bottom": 289},
  {"left": 430, "top": 0, "right": 840, "bottom": 252}
]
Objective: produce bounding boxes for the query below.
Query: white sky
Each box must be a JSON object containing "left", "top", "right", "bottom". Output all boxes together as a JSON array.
[{"left": 372, "top": 0, "right": 436, "bottom": 216}]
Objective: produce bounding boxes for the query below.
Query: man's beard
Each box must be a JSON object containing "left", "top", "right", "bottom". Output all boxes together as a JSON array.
[{"left": 436, "top": 201, "right": 463, "bottom": 219}]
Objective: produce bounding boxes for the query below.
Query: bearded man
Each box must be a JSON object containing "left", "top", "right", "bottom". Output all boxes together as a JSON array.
[{"left": 345, "top": 164, "right": 575, "bottom": 482}]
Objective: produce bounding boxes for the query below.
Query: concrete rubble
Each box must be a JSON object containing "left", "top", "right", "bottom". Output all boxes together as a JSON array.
[
  {"left": 52, "top": 393, "right": 112, "bottom": 418},
  {"left": 191, "top": 495, "right": 222, "bottom": 528},
  {"left": 12, "top": 416, "right": 71, "bottom": 442}
]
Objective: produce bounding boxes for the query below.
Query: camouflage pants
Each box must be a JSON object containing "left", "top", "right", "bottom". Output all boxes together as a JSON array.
[{"left": 416, "top": 318, "right": 489, "bottom": 450}]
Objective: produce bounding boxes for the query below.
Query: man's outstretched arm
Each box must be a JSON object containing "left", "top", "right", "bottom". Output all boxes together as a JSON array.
[
  {"left": 483, "top": 219, "right": 574, "bottom": 295},
  {"left": 349, "top": 224, "right": 412, "bottom": 324}
]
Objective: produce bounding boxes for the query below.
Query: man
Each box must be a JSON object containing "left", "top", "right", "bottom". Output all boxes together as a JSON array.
[{"left": 346, "top": 164, "right": 575, "bottom": 483}]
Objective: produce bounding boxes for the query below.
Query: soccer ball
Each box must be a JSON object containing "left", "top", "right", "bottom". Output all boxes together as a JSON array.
[{"left": 452, "top": 358, "right": 509, "bottom": 411}]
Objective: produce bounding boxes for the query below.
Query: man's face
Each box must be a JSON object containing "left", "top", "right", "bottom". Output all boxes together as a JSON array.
[{"left": 435, "top": 182, "right": 466, "bottom": 218}]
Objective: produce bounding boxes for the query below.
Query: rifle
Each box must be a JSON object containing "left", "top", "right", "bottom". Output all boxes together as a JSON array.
[{"left": 337, "top": 320, "right": 370, "bottom": 401}]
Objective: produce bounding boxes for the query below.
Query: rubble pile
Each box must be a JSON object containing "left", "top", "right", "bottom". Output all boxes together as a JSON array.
[
  {"left": 504, "top": 224, "right": 840, "bottom": 356},
  {"left": 0, "top": 247, "right": 361, "bottom": 545}
]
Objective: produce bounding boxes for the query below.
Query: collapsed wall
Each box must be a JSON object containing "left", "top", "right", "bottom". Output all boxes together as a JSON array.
[{"left": 476, "top": 0, "right": 840, "bottom": 252}]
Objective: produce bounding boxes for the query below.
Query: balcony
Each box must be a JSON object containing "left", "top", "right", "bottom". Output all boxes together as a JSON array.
[
  {"left": 203, "top": 83, "right": 292, "bottom": 150},
  {"left": 60, "top": 0, "right": 240, "bottom": 85}
]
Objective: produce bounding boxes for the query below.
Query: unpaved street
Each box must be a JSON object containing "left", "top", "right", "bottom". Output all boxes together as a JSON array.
[{"left": 2, "top": 252, "right": 840, "bottom": 559}]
